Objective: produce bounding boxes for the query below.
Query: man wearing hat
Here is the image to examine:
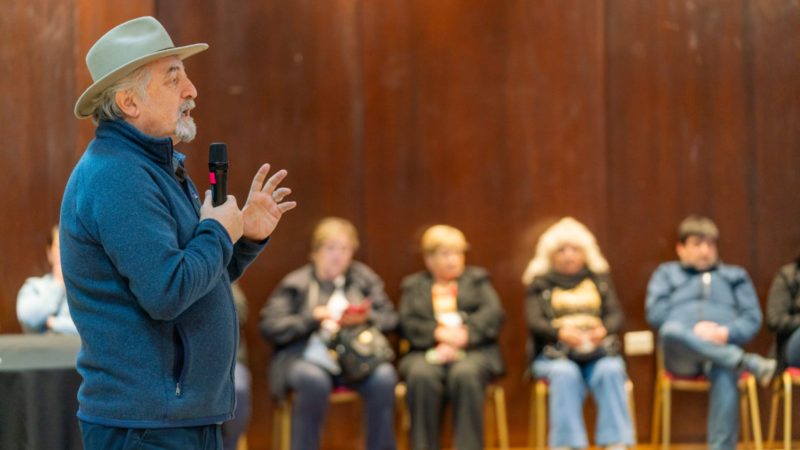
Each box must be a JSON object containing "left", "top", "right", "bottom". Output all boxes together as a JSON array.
[{"left": 60, "top": 16, "right": 296, "bottom": 449}]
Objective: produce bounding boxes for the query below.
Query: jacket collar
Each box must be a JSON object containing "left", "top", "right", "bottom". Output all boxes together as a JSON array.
[{"left": 96, "top": 119, "right": 178, "bottom": 171}]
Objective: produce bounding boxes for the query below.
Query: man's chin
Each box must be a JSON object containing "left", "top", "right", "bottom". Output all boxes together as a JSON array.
[{"left": 175, "top": 118, "right": 197, "bottom": 143}]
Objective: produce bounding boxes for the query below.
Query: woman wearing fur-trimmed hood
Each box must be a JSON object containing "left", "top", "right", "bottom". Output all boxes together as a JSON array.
[{"left": 523, "top": 217, "right": 633, "bottom": 450}]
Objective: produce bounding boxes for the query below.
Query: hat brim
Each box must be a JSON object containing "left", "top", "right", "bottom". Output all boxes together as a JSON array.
[{"left": 74, "top": 43, "right": 208, "bottom": 119}]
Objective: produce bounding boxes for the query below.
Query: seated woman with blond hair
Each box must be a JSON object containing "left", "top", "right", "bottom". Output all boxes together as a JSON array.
[
  {"left": 259, "top": 217, "right": 398, "bottom": 450},
  {"left": 523, "top": 217, "right": 633, "bottom": 450},
  {"left": 398, "top": 225, "right": 505, "bottom": 450}
]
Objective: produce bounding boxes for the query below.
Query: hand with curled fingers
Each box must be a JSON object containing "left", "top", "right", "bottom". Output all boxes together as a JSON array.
[
  {"left": 241, "top": 163, "right": 297, "bottom": 241},
  {"left": 200, "top": 191, "right": 243, "bottom": 243}
]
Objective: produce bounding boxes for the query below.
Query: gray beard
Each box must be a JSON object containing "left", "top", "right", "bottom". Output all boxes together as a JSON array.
[{"left": 176, "top": 116, "right": 197, "bottom": 143}]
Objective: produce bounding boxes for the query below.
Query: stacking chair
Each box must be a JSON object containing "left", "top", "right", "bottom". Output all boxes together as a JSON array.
[
  {"left": 395, "top": 380, "right": 509, "bottom": 450},
  {"left": 528, "top": 376, "right": 636, "bottom": 449},
  {"left": 766, "top": 367, "right": 800, "bottom": 450},
  {"left": 650, "top": 348, "right": 763, "bottom": 450}
]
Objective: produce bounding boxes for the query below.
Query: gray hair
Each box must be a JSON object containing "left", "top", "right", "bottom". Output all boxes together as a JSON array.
[{"left": 90, "top": 65, "right": 152, "bottom": 125}]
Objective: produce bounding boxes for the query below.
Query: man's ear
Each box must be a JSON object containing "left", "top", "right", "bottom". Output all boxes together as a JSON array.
[
  {"left": 115, "top": 90, "right": 139, "bottom": 118},
  {"left": 675, "top": 242, "right": 685, "bottom": 258}
]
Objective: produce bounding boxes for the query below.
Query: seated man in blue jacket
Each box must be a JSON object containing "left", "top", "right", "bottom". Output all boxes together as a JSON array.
[{"left": 645, "top": 215, "right": 775, "bottom": 450}]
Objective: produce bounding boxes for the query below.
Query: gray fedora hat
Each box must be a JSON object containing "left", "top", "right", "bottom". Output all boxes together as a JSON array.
[{"left": 74, "top": 16, "right": 208, "bottom": 119}]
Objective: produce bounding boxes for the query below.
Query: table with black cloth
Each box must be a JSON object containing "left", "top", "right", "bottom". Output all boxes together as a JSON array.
[{"left": 0, "top": 334, "right": 83, "bottom": 450}]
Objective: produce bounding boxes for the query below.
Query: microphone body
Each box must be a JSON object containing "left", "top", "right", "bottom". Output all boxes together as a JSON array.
[{"left": 208, "top": 143, "right": 228, "bottom": 207}]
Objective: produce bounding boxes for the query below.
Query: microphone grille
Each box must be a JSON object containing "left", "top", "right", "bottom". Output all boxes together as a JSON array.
[{"left": 209, "top": 142, "right": 228, "bottom": 163}]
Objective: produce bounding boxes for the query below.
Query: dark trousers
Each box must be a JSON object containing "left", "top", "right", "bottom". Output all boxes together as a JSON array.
[
  {"left": 400, "top": 352, "right": 491, "bottom": 450},
  {"left": 79, "top": 421, "right": 222, "bottom": 450},
  {"left": 286, "top": 359, "right": 397, "bottom": 450}
]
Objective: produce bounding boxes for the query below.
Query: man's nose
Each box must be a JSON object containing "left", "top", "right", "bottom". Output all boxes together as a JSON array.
[{"left": 183, "top": 77, "right": 198, "bottom": 99}]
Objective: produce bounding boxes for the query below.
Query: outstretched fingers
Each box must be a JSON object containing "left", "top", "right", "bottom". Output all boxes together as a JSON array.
[
  {"left": 277, "top": 200, "right": 297, "bottom": 214},
  {"left": 249, "top": 163, "right": 272, "bottom": 195}
]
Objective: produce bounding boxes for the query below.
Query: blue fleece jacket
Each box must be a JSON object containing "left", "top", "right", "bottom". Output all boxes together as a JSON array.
[
  {"left": 60, "top": 119, "right": 266, "bottom": 428},
  {"left": 645, "top": 261, "right": 762, "bottom": 346}
]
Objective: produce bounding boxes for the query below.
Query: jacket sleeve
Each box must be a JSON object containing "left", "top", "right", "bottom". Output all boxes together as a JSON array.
[
  {"left": 259, "top": 281, "right": 319, "bottom": 346},
  {"left": 599, "top": 275, "right": 625, "bottom": 335},
  {"left": 524, "top": 282, "right": 559, "bottom": 343},
  {"left": 463, "top": 275, "right": 505, "bottom": 347},
  {"left": 227, "top": 237, "right": 269, "bottom": 282},
  {"left": 16, "top": 277, "right": 62, "bottom": 333},
  {"left": 49, "top": 315, "right": 79, "bottom": 335},
  {"left": 398, "top": 277, "right": 438, "bottom": 350},
  {"left": 360, "top": 266, "right": 399, "bottom": 333},
  {"left": 725, "top": 269, "right": 763, "bottom": 345},
  {"left": 645, "top": 265, "right": 673, "bottom": 330},
  {"left": 766, "top": 267, "right": 800, "bottom": 335}
]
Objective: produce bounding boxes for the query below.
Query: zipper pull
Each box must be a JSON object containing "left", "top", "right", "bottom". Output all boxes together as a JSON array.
[{"left": 176, "top": 382, "right": 182, "bottom": 397}]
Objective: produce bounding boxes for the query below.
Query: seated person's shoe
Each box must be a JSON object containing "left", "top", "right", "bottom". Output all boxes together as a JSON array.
[{"left": 743, "top": 353, "right": 777, "bottom": 387}]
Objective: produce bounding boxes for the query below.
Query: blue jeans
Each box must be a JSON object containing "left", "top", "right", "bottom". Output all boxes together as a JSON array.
[
  {"left": 222, "top": 361, "right": 251, "bottom": 450},
  {"left": 532, "top": 355, "right": 634, "bottom": 449},
  {"left": 80, "top": 421, "right": 221, "bottom": 450},
  {"left": 287, "top": 359, "right": 397, "bottom": 450},
  {"left": 659, "top": 320, "right": 744, "bottom": 450}
]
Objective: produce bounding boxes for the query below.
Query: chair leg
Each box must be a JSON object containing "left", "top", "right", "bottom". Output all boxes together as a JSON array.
[
  {"left": 746, "top": 375, "right": 763, "bottom": 450},
  {"left": 741, "top": 386, "right": 752, "bottom": 446},
  {"left": 395, "top": 383, "right": 409, "bottom": 450},
  {"left": 768, "top": 377, "right": 781, "bottom": 449},
  {"left": 272, "top": 400, "right": 291, "bottom": 450},
  {"left": 272, "top": 405, "right": 280, "bottom": 450},
  {"left": 535, "top": 381, "right": 548, "bottom": 449},
  {"left": 493, "top": 386, "right": 509, "bottom": 450},
  {"left": 784, "top": 372, "right": 792, "bottom": 450},
  {"left": 484, "top": 387, "right": 497, "bottom": 448},
  {"left": 661, "top": 381, "right": 671, "bottom": 450},
  {"left": 529, "top": 383, "right": 537, "bottom": 449},
  {"left": 651, "top": 377, "right": 662, "bottom": 446},
  {"left": 281, "top": 402, "right": 291, "bottom": 450}
]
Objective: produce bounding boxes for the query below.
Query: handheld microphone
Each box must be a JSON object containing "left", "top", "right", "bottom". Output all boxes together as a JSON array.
[{"left": 208, "top": 143, "right": 228, "bottom": 207}]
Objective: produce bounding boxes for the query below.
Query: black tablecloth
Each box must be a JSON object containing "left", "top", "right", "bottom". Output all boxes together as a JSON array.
[{"left": 0, "top": 334, "right": 83, "bottom": 450}]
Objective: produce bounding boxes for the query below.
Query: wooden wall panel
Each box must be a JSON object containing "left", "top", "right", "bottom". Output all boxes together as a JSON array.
[
  {"left": 2, "top": 0, "right": 800, "bottom": 448},
  {"left": 748, "top": 2, "right": 800, "bottom": 289},
  {"left": 605, "top": 0, "right": 756, "bottom": 442}
]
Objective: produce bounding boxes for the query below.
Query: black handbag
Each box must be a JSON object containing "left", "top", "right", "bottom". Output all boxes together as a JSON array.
[{"left": 332, "top": 324, "right": 395, "bottom": 383}]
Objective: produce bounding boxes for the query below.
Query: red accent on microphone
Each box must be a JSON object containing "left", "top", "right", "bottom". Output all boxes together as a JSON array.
[{"left": 209, "top": 172, "right": 217, "bottom": 184}]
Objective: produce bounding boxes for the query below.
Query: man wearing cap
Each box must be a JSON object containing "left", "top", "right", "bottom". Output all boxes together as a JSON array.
[
  {"left": 60, "top": 16, "right": 296, "bottom": 449},
  {"left": 645, "top": 215, "right": 775, "bottom": 450}
]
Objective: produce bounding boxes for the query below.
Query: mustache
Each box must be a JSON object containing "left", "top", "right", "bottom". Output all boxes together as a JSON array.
[{"left": 179, "top": 99, "right": 195, "bottom": 115}]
